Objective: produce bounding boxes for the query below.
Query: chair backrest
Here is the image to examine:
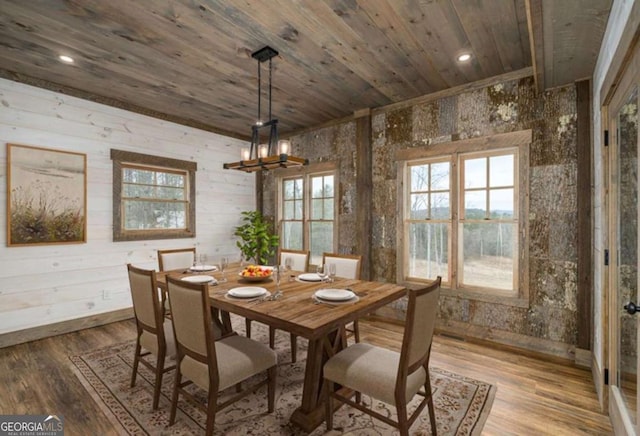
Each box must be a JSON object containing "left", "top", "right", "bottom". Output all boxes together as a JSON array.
[
  {"left": 398, "top": 277, "right": 441, "bottom": 381},
  {"left": 166, "top": 276, "right": 217, "bottom": 364},
  {"left": 158, "top": 248, "right": 196, "bottom": 271},
  {"left": 279, "top": 249, "right": 310, "bottom": 272},
  {"left": 127, "top": 264, "right": 164, "bottom": 336},
  {"left": 322, "top": 252, "right": 362, "bottom": 279}
]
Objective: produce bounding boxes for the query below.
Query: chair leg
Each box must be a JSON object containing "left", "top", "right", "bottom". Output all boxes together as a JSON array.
[
  {"left": 396, "top": 401, "right": 409, "bottom": 436},
  {"left": 426, "top": 373, "right": 437, "bottom": 436},
  {"left": 353, "top": 319, "right": 361, "bottom": 343},
  {"left": 269, "top": 326, "right": 276, "bottom": 349},
  {"left": 290, "top": 333, "right": 297, "bottom": 363},
  {"left": 169, "top": 367, "right": 181, "bottom": 426},
  {"left": 355, "top": 391, "right": 362, "bottom": 404},
  {"left": 130, "top": 340, "right": 141, "bottom": 388},
  {"left": 267, "top": 366, "right": 277, "bottom": 413},
  {"left": 325, "top": 380, "right": 334, "bottom": 430},
  {"left": 205, "top": 387, "right": 218, "bottom": 436},
  {"left": 245, "top": 318, "right": 252, "bottom": 338},
  {"left": 152, "top": 350, "right": 165, "bottom": 410}
]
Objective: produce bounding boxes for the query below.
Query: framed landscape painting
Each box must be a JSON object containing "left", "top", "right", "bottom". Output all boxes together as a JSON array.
[{"left": 6, "top": 143, "right": 87, "bottom": 246}]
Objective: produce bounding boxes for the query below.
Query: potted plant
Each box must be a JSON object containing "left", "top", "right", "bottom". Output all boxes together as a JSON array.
[{"left": 234, "top": 210, "right": 279, "bottom": 265}]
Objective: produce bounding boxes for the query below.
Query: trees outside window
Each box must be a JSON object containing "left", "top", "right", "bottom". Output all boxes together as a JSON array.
[
  {"left": 401, "top": 131, "right": 528, "bottom": 299},
  {"left": 111, "top": 149, "right": 196, "bottom": 241},
  {"left": 279, "top": 171, "right": 336, "bottom": 266}
]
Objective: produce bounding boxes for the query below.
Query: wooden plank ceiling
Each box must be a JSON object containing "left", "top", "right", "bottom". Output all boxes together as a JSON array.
[{"left": 0, "top": 0, "right": 611, "bottom": 139}]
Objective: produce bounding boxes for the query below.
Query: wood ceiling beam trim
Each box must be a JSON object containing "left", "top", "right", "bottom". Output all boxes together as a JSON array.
[
  {"left": 372, "top": 67, "right": 533, "bottom": 115},
  {"left": 525, "top": 0, "right": 545, "bottom": 93}
]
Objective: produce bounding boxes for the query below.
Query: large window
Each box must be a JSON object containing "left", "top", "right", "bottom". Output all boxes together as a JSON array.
[
  {"left": 279, "top": 168, "right": 336, "bottom": 265},
  {"left": 407, "top": 159, "right": 451, "bottom": 281},
  {"left": 400, "top": 131, "right": 529, "bottom": 299},
  {"left": 460, "top": 152, "right": 516, "bottom": 291},
  {"left": 111, "top": 149, "right": 196, "bottom": 241}
]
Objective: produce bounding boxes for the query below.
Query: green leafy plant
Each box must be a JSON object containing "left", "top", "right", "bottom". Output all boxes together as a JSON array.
[{"left": 234, "top": 210, "right": 279, "bottom": 265}]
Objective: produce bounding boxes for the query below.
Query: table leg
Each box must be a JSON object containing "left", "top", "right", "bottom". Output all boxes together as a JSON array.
[
  {"left": 210, "top": 308, "right": 233, "bottom": 338},
  {"left": 290, "top": 328, "right": 345, "bottom": 432}
]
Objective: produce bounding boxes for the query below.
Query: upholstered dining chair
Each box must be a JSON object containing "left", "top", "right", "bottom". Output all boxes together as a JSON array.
[
  {"left": 245, "top": 249, "right": 310, "bottom": 363},
  {"left": 324, "top": 276, "right": 441, "bottom": 436},
  {"left": 127, "top": 264, "right": 176, "bottom": 410},
  {"left": 157, "top": 247, "right": 196, "bottom": 272},
  {"left": 166, "top": 276, "right": 277, "bottom": 435},
  {"left": 323, "top": 252, "right": 362, "bottom": 282},
  {"left": 157, "top": 248, "right": 196, "bottom": 316},
  {"left": 279, "top": 248, "right": 310, "bottom": 272},
  {"left": 323, "top": 252, "right": 362, "bottom": 342}
]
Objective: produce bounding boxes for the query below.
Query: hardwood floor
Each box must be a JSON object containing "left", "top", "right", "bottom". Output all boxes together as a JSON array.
[{"left": 0, "top": 316, "right": 612, "bottom": 435}]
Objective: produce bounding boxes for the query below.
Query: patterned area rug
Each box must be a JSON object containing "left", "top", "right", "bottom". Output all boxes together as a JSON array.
[{"left": 70, "top": 318, "right": 495, "bottom": 435}]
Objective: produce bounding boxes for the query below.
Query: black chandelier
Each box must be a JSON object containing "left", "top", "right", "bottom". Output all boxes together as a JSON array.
[{"left": 223, "top": 46, "right": 308, "bottom": 172}]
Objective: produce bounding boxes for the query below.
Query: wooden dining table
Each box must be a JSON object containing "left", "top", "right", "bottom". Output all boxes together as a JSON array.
[{"left": 157, "top": 264, "right": 406, "bottom": 432}]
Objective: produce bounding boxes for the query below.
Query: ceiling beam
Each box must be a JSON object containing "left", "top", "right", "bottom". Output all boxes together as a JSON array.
[{"left": 525, "top": 0, "right": 545, "bottom": 93}]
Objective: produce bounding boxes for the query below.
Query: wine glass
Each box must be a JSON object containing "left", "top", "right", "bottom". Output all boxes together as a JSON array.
[
  {"left": 219, "top": 257, "right": 228, "bottom": 282},
  {"left": 328, "top": 263, "right": 337, "bottom": 283},
  {"left": 272, "top": 265, "right": 284, "bottom": 300},
  {"left": 317, "top": 264, "right": 328, "bottom": 282},
  {"left": 199, "top": 253, "right": 208, "bottom": 273},
  {"left": 284, "top": 257, "right": 293, "bottom": 281}
]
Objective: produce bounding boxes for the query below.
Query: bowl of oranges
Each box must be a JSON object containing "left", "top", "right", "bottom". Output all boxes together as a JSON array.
[{"left": 238, "top": 265, "right": 273, "bottom": 282}]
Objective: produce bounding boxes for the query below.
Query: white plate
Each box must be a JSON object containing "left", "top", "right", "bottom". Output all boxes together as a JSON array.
[
  {"left": 314, "top": 289, "right": 356, "bottom": 301},
  {"left": 228, "top": 287, "right": 268, "bottom": 298},
  {"left": 181, "top": 275, "right": 216, "bottom": 284},
  {"left": 189, "top": 265, "right": 218, "bottom": 272},
  {"left": 298, "top": 273, "right": 322, "bottom": 282}
]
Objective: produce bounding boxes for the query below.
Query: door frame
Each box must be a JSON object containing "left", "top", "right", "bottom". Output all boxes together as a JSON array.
[{"left": 605, "top": 31, "right": 640, "bottom": 436}]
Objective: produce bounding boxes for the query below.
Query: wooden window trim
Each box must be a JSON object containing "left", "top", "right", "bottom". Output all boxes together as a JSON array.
[
  {"left": 111, "top": 149, "right": 197, "bottom": 241},
  {"left": 396, "top": 130, "right": 531, "bottom": 306},
  {"left": 276, "top": 162, "right": 338, "bottom": 265}
]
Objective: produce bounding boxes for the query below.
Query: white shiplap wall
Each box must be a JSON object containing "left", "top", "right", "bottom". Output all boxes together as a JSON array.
[{"left": 0, "top": 78, "right": 255, "bottom": 334}]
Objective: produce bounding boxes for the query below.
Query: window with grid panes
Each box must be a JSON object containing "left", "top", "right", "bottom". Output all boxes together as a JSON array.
[
  {"left": 121, "top": 165, "right": 189, "bottom": 230},
  {"left": 279, "top": 171, "right": 336, "bottom": 266},
  {"left": 404, "top": 147, "right": 519, "bottom": 296},
  {"left": 460, "top": 152, "right": 517, "bottom": 292},
  {"left": 111, "top": 149, "right": 196, "bottom": 241},
  {"left": 281, "top": 177, "right": 304, "bottom": 250}
]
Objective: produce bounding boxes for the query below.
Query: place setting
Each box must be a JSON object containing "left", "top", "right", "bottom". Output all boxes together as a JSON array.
[
  {"left": 188, "top": 253, "right": 218, "bottom": 273},
  {"left": 180, "top": 274, "right": 217, "bottom": 285},
  {"left": 225, "top": 286, "right": 271, "bottom": 302},
  {"left": 312, "top": 288, "right": 359, "bottom": 306},
  {"left": 296, "top": 263, "right": 336, "bottom": 283}
]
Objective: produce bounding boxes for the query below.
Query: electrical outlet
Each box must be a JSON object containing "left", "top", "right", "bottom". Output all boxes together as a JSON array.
[{"left": 102, "top": 289, "right": 112, "bottom": 300}]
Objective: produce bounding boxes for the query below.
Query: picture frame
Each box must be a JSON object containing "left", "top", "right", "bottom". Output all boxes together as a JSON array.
[{"left": 6, "top": 143, "right": 87, "bottom": 246}]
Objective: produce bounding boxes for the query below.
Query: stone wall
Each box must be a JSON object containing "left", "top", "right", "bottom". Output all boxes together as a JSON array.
[{"left": 262, "top": 76, "right": 581, "bottom": 353}]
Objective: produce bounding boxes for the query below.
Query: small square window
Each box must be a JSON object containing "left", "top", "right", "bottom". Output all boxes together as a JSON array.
[{"left": 111, "top": 149, "right": 196, "bottom": 241}]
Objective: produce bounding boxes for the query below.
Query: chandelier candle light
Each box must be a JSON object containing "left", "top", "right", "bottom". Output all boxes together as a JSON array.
[{"left": 223, "top": 46, "right": 308, "bottom": 172}]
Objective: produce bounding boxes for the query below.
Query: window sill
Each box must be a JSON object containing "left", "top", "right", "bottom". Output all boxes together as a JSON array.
[{"left": 399, "top": 280, "right": 529, "bottom": 308}]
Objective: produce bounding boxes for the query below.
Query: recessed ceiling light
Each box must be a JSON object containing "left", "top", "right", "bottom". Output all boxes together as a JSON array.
[
  {"left": 59, "top": 55, "right": 74, "bottom": 63},
  {"left": 457, "top": 53, "right": 471, "bottom": 62}
]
